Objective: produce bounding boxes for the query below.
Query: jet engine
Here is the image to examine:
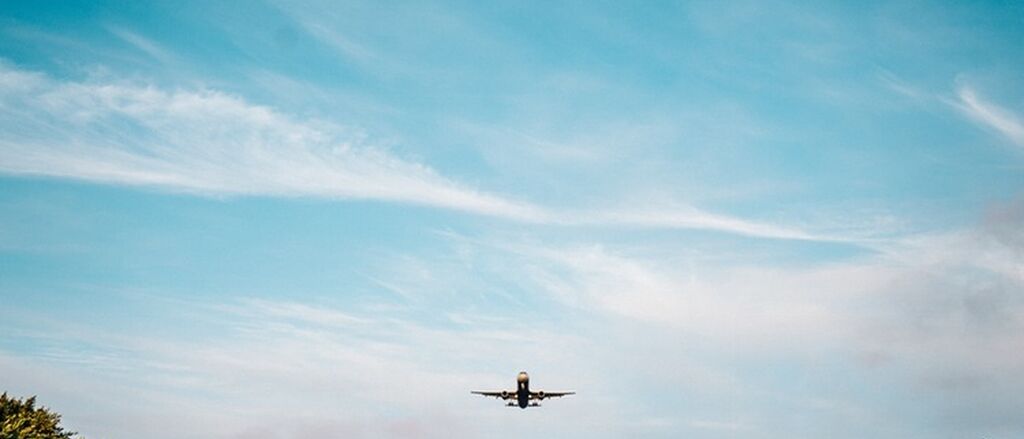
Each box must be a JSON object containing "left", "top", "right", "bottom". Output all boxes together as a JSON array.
[
  {"left": 500, "top": 390, "right": 510, "bottom": 399},
  {"left": 536, "top": 391, "right": 545, "bottom": 400}
]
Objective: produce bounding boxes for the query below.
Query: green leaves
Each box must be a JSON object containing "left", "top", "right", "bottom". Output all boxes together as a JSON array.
[{"left": 0, "top": 393, "right": 75, "bottom": 439}]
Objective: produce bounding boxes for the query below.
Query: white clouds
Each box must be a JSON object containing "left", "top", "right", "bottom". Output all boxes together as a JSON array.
[
  {"left": 526, "top": 212, "right": 1024, "bottom": 430},
  {"left": 0, "top": 63, "right": 848, "bottom": 242},
  {"left": 853, "top": 228, "right": 1024, "bottom": 433},
  {"left": 0, "top": 63, "right": 545, "bottom": 221},
  {"left": 494, "top": 239, "right": 870, "bottom": 346},
  {"left": 953, "top": 85, "right": 1024, "bottom": 147},
  {"left": 513, "top": 212, "right": 1024, "bottom": 351}
]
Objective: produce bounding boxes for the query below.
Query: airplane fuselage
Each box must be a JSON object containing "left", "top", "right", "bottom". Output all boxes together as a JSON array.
[{"left": 516, "top": 371, "right": 530, "bottom": 409}]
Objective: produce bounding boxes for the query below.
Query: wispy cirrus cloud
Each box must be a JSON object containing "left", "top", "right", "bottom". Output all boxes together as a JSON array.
[
  {"left": 0, "top": 62, "right": 546, "bottom": 221},
  {"left": 0, "top": 62, "right": 851, "bottom": 242},
  {"left": 106, "top": 26, "right": 176, "bottom": 65},
  {"left": 300, "top": 22, "right": 377, "bottom": 63},
  {"left": 952, "top": 85, "right": 1024, "bottom": 147},
  {"left": 880, "top": 71, "right": 1024, "bottom": 151},
  {"left": 585, "top": 207, "right": 832, "bottom": 241}
]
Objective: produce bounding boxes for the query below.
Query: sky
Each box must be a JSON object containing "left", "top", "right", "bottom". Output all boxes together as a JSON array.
[{"left": 0, "top": 1, "right": 1022, "bottom": 438}]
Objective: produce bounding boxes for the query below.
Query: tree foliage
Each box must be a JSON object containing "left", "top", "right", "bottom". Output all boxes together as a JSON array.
[{"left": 0, "top": 393, "right": 75, "bottom": 439}]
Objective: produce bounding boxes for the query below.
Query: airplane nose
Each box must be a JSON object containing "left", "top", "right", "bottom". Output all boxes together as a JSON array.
[{"left": 517, "top": 372, "right": 529, "bottom": 383}]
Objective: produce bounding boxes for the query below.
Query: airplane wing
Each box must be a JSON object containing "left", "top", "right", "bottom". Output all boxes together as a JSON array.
[
  {"left": 471, "top": 390, "right": 516, "bottom": 400},
  {"left": 530, "top": 391, "right": 575, "bottom": 400}
]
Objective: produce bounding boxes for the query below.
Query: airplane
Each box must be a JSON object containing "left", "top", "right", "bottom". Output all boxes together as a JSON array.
[{"left": 471, "top": 371, "right": 575, "bottom": 409}]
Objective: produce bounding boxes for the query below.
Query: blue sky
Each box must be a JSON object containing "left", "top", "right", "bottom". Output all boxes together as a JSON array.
[{"left": 1, "top": 1, "right": 1022, "bottom": 438}]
